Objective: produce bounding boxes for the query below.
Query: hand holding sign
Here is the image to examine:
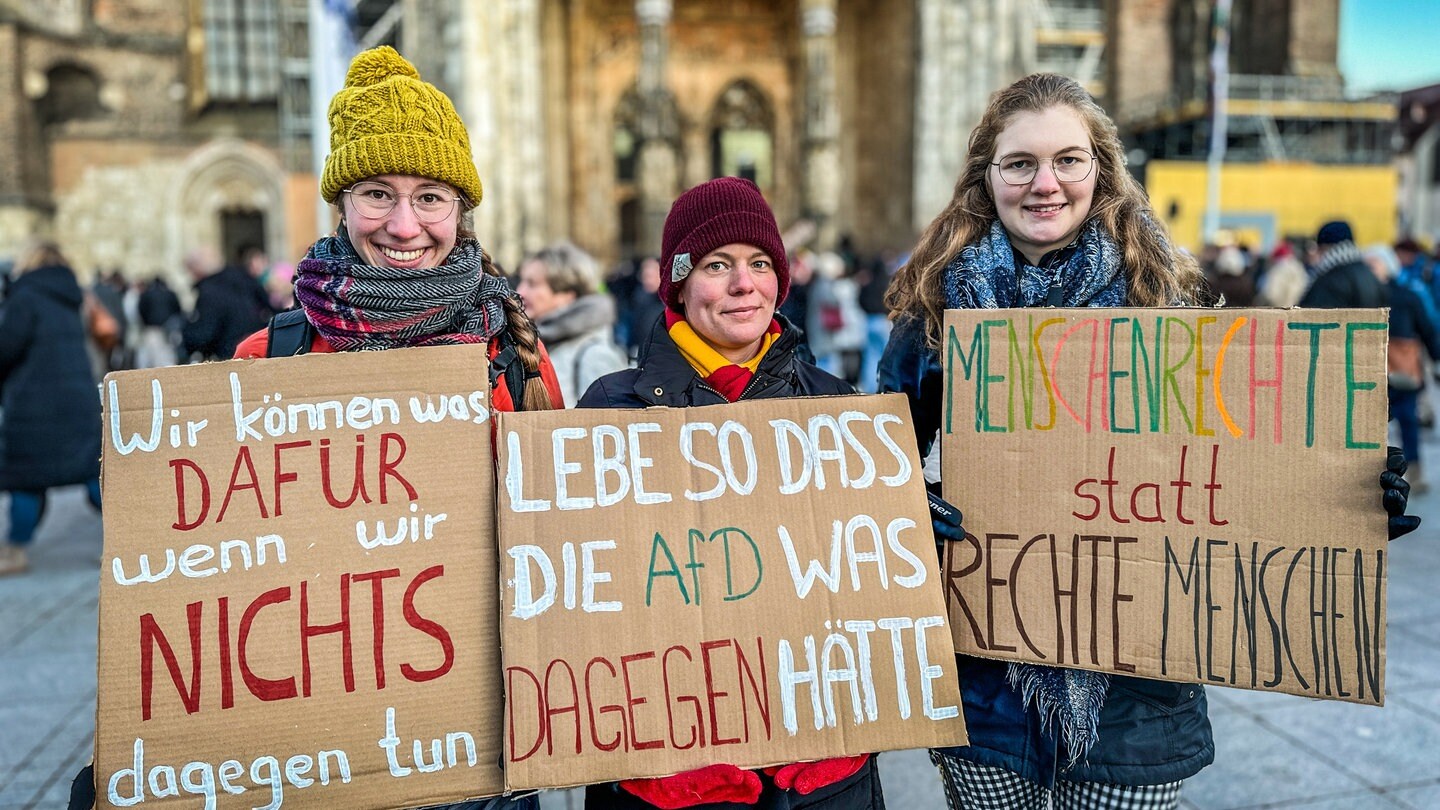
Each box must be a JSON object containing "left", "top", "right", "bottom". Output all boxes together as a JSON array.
[
  {"left": 926, "top": 488, "right": 966, "bottom": 554},
  {"left": 1384, "top": 445, "right": 1420, "bottom": 540}
]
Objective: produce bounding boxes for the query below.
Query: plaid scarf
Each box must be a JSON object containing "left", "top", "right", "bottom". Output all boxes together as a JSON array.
[
  {"left": 294, "top": 233, "right": 513, "bottom": 351},
  {"left": 665, "top": 310, "right": 781, "bottom": 402},
  {"left": 945, "top": 218, "right": 1119, "bottom": 767}
]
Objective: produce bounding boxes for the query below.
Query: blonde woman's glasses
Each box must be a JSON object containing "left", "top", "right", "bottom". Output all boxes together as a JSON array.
[
  {"left": 990, "top": 149, "right": 1096, "bottom": 185},
  {"left": 342, "top": 182, "right": 460, "bottom": 223}
]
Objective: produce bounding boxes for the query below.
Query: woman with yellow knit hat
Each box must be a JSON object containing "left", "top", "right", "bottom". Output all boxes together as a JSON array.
[
  {"left": 229, "top": 43, "right": 559, "bottom": 810},
  {"left": 231, "top": 45, "right": 563, "bottom": 419},
  {"left": 65, "top": 41, "right": 558, "bottom": 810}
]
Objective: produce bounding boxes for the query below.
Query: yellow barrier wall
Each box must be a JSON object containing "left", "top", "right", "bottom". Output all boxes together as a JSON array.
[{"left": 1145, "top": 161, "right": 1397, "bottom": 251}]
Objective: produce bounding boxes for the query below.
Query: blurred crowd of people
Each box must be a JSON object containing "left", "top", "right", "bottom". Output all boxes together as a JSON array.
[
  {"left": 69, "top": 245, "right": 295, "bottom": 378},
  {"left": 1201, "top": 221, "right": 1440, "bottom": 492},
  {"left": 606, "top": 236, "right": 902, "bottom": 394},
  {"left": 3, "top": 216, "right": 1433, "bottom": 578}
]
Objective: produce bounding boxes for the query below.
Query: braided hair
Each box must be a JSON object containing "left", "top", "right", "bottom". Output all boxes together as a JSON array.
[{"left": 478, "top": 247, "right": 557, "bottom": 411}]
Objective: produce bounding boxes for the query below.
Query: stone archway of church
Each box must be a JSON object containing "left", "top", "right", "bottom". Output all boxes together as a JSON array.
[
  {"left": 174, "top": 140, "right": 285, "bottom": 276},
  {"left": 708, "top": 80, "right": 775, "bottom": 190}
]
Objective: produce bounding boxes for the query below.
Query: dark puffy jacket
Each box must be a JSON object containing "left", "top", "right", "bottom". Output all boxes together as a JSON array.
[
  {"left": 182, "top": 265, "right": 275, "bottom": 360},
  {"left": 878, "top": 315, "right": 1214, "bottom": 788},
  {"left": 0, "top": 265, "right": 102, "bottom": 490},
  {"left": 578, "top": 313, "right": 853, "bottom": 408},
  {"left": 1298, "top": 257, "right": 1387, "bottom": 309},
  {"left": 577, "top": 314, "right": 878, "bottom": 810}
]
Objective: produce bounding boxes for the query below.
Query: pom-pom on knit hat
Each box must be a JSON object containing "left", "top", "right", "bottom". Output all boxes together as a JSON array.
[
  {"left": 658, "top": 177, "right": 790, "bottom": 313},
  {"left": 320, "top": 46, "right": 483, "bottom": 206}
]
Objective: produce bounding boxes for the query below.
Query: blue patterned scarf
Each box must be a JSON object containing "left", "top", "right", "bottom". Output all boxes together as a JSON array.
[
  {"left": 946, "top": 218, "right": 1120, "bottom": 766},
  {"left": 944, "top": 219, "right": 1126, "bottom": 310}
]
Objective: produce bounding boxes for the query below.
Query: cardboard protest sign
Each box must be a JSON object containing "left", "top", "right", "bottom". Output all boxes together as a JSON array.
[
  {"left": 495, "top": 394, "right": 968, "bottom": 789},
  {"left": 939, "top": 308, "right": 1389, "bottom": 704},
  {"left": 97, "top": 346, "right": 502, "bottom": 809}
]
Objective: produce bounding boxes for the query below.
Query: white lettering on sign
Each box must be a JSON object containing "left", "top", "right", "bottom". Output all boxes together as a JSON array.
[
  {"left": 507, "top": 540, "right": 623, "bottom": 618},
  {"left": 770, "top": 412, "right": 913, "bottom": 494},
  {"left": 111, "top": 534, "right": 286, "bottom": 586},
  {"left": 502, "top": 425, "right": 674, "bottom": 512},
  {"left": 105, "top": 736, "right": 351, "bottom": 809},
  {"left": 777, "top": 515, "right": 927, "bottom": 598},
  {"left": 774, "top": 614, "right": 958, "bottom": 735},
  {"left": 230, "top": 372, "right": 406, "bottom": 442}
]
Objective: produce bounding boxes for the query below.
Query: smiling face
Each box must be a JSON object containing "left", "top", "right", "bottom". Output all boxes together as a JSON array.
[
  {"left": 342, "top": 174, "right": 460, "bottom": 269},
  {"left": 988, "top": 106, "right": 1097, "bottom": 265},
  {"left": 678, "top": 242, "right": 778, "bottom": 363}
]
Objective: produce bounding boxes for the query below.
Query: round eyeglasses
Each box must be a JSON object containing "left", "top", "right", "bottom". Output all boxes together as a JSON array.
[
  {"left": 990, "top": 149, "right": 1096, "bottom": 185},
  {"left": 342, "top": 182, "right": 461, "bottom": 223}
]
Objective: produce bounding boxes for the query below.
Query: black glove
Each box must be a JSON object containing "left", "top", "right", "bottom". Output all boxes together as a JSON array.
[
  {"left": 1384, "top": 445, "right": 1421, "bottom": 541},
  {"left": 927, "top": 488, "right": 965, "bottom": 561}
]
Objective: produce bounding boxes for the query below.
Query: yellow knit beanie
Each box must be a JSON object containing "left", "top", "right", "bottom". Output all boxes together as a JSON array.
[{"left": 320, "top": 46, "right": 483, "bottom": 205}]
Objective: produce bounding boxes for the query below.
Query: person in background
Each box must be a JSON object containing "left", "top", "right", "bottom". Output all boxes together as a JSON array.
[
  {"left": 855, "top": 254, "right": 895, "bottom": 393},
  {"left": 1366, "top": 244, "right": 1440, "bottom": 494},
  {"left": 181, "top": 245, "right": 274, "bottom": 361},
  {"left": 1211, "top": 244, "right": 1254, "bottom": 306},
  {"left": 606, "top": 256, "right": 641, "bottom": 349},
  {"left": 1298, "top": 220, "right": 1386, "bottom": 309},
  {"left": 89, "top": 269, "right": 131, "bottom": 372},
  {"left": 1395, "top": 237, "right": 1433, "bottom": 292},
  {"left": 1254, "top": 241, "right": 1309, "bottom": 307},
  {"left": 1394, "top": 238, "right": 1440, "bottom": 430},
  {"left": 625, "top": 255, "right": 665, "bottom": 360},
  {"left": 133, "top": 274, "right": 184, "bottom": 368},
  {"left": 878, "top": 72, "right": 1417, "bottom": 810},
  {"left": 577, "top": 177, "right": 882, "bottom": 810},
  {"left": 265, "top": 261, "right": 296, "bottom": 311},
  {"left": 516, "top": 240, "right": 630, "bottom": 406},
  {"left": 1393, "top": 237, "right": 1440, "bottom": 327},
  {"left": 0, "top": 240, "right": 102, "bottom": 576},
  {"left": 777, "top": 247, "right": 813, "bottom": 334},
  {"left": 805, "top": 251, "right": 864, "bottom": 381}
]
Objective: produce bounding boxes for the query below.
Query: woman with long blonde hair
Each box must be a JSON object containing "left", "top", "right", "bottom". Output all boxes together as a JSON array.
[{"left": 879, "top": 73, "right": 1412, "bottom": 809}]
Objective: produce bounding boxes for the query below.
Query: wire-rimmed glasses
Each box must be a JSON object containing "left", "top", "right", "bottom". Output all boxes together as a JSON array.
[
  {"left": 342, "top": 181, "right": 461, "bottom": 223},
  {"left": 990, "top": 149, "right": 1097, "bottom": 185}
]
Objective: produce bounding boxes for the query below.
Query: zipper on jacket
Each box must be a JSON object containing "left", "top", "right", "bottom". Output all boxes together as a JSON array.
[{"left": 1044, "top": 268, "right": 1065, "bottom": 307}]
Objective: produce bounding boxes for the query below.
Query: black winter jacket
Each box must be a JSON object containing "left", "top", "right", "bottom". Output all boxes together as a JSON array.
[
  {"left": 0, "top": 265, "right": 102, "bottom": 490},
  {"left": 878, "top": 314, "right": 1214, "bottom": 788},
  {"left": 578, "top": 313, "right": 853, "bottom": 408},
  {"left": 1298, "top": 257, "right": 1387, "bottom": 309},
  {"left": 576, "top": 314, "right": 878, "bottom": 810},
  {"left": 182, "top": 265, "right": 274, "bottom": 360}
]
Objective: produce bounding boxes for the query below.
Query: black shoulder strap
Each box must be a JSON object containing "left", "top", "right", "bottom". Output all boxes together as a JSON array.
[
  {"left": 488, "top": 328, "right": 537, "bottom": 409},
  {"left": 266, "top": 309, "right": 316, "bottom": 358}
]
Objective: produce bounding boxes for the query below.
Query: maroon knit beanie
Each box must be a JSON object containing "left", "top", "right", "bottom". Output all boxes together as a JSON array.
[{"left": 658, "top": 177, "right": 790, "bottom": 313}]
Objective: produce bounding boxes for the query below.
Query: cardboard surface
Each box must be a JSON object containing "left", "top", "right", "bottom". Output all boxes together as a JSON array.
[
  {"left": 96, "top": 346, "right": 502, "bottom": 809},
  {"left": 939, "top": 308, "right": 1389, "bottom": 704},
  {"left": 496, "top": 394, "right": 968, "bottom": 789}
]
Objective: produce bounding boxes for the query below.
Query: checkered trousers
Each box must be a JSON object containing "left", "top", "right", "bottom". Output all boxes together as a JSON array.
[{"left": 929, "top": 752, "right": 1183, "bottom": 810}]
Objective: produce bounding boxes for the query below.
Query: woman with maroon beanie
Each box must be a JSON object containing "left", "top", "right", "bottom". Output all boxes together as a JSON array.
[{"left": 576, "top": 177, "right": 883, "bottom": 810}]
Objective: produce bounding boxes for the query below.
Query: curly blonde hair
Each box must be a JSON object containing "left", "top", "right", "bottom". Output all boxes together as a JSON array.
[{"left": 886, "top": 73, "right": 1206, "bottom": 346}]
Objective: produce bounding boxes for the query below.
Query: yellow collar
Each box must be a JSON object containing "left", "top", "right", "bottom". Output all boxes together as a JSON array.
[{"left": 667, "top": 317, "right": 779, "bottom": 377}]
